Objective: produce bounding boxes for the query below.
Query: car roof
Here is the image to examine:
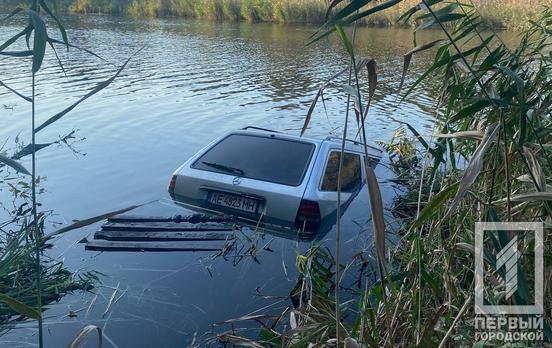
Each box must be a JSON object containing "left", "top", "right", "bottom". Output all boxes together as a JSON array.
[{"left": 233, "top": 127, "right": 383, "bottom": 156}]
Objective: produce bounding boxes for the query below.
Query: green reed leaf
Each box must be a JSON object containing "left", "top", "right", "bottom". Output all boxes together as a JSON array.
[
  {"left": 39, "top": 0, "right": 68, "bottom": 48},
  {"left": 400, "top": 39, "right": 443, "bottom": 93},
  {"left": 411, "top": 181, "right": 459, "bottom": 230},
  {"left": 448, "top": 123, "right": 499, "bottom": 212},
  {"left": 0, "top": 80, "right": 32, "bottom": 102},
  {"left": 3, "top": 7, "right": 25, "bottom": 20},
  {"left": 28, "top": 10, "right": 47, "bottom": 73},
  {"left": 335, "top": 25, "right": 353, "bottom": 57},
  {"left": 0, "top": 50, "right": 33, "bottom": 57},
  {"left": 0, "top": 292, "right": 41, "bottom": 319},
  {"left": 36, "top": 47, "right": 143, "bottom": 133},
  {"left": 0, "top": 154, "right": 31, "bottom": 175},
  {"left": 48, "top": 204, "right": 145, "bottom": 237},
  {"left": 0, "top": 26, "right": 32, "bottom": 52}
]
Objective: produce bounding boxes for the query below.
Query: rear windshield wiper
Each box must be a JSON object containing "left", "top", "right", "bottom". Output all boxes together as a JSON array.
[{"left": 201, "top": 161, "right": 245, "bottom": 176}]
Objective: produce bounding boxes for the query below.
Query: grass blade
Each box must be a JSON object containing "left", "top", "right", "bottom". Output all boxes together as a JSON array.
[
  {"left": 68, "top": 325, "right": 103, "bottom": 348},
  {"left": 35, "top": 47, "right": 143, "bottom": 133},
  {"left": 0, "top": 153, "right": 31, "bottom": 175},
  {"left": 301, "top": 88, "right": 323, "bottom": 136},
  {"left": 0, "top": 292, "right": 41, "bottom": 320},
  {"left": 47, "top": 204, "right": 144, "bottom": 237},
  {"left": 448, "top": 123, "right": 499, "bottom": 212},
  {"left": 0, "top": 80, "right": 32, "bottom": 102},
  {"left": 0, "top": 50, "right": 33, "bottom": 57},
  {"left": 301, "top": 67, "right": 347, "bottom": 136},
  {"left": 27, "top": 10, "right": 47, "bottom": 73},
  {"left": 433, "top": 130, "right": 483, "bottom": 140},
  {"left": 366, "top": 166, "right": 386, "bottom": 271},
  {"left": 0, "top": 26, "right": 32, "bottom": 52},
  {"left": 522, "top": 146, "right": 546, "bottom": 192},
  {"left": 498, "top": 192, "right": 552, "bottom": 203},
  {"left": 48, "top": 37, "right": 106, "bottom": 62},
  {"left": 39, "top": 0, "right": 69, "bottom": 48},
  {"left": 400, "top": 39, "right": 442, "bottom": 93},
  {"left": 411, "top": 182, "right": 459, "bottom": 230}
]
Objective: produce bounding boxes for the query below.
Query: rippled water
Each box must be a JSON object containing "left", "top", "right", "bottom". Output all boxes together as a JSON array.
[{"left": 0, "top": 15, "right": 454, "bottom": 347}]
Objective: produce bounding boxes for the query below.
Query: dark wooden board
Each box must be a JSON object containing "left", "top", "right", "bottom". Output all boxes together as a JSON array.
[
  {"left": 108, "top": 213, "right": 235, "bottom": 224},
  {"left": 85, "top": 240, "right": 227, "bottom": 252},
  {"left": 100, "top": 222, "right": 234, "bottom": 232},
  {"left": 94, "top": 230, "right": 233, "bottom": 242}
]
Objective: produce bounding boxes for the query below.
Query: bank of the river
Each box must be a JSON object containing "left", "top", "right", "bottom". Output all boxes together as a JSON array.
[{"left": 2, "top": 0, "right": 550, "bottom": 29}]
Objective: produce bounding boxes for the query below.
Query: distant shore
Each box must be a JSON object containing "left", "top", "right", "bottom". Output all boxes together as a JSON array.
[{"left": 2, "top": 0, "right": 550, "bottom": 29}]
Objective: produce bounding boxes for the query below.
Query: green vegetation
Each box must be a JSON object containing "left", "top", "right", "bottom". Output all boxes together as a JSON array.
[
  {"left": 0, "top": 1, "right": 134, "bottom": 345},
  {"left": 0, "top": 191, "right": 97, "bottom": 324},
  {"left": 2, "top": 0, "right": 551, "bottom": 29},
  {"left": 219, "top": 1, "right": 552, "bottom": 346}
]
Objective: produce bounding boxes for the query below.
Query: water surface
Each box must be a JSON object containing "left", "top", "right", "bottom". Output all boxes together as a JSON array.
[{"left": 0, "top": 15, "right": 458, "bottom": 347}]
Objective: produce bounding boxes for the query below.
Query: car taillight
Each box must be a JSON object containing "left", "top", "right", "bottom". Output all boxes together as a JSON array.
[
  {"left": 168, "top": 175, "right": 177, "bottom": 194},
  {"left": 295, "top": 199, "right": 321, "bottom": 232}
]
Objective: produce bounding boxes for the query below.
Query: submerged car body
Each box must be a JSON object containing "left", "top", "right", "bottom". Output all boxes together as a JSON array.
[{"left": 169, "top": 127, "right": 383, "bottom": 235}]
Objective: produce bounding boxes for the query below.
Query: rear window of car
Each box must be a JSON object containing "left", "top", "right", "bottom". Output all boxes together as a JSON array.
[
  {"left": 320, "top": 151, "right": 361, "bottom": 192},
  {"left": 192, "top": 134, "right": 315, "bottom": 186}
]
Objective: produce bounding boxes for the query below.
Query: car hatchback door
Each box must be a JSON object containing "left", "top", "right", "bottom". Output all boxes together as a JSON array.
[{"left": 172, "top": 132, "right": 318, "bottom": 230}]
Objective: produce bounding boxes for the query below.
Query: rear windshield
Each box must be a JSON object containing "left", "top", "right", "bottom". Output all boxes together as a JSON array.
[{"left": 192, "top": 134, "right": 315, "bottom": 186}]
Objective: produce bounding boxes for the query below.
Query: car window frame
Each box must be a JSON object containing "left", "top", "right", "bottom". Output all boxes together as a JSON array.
[
  {"left": 318, "top": 149, "right": 363, "bottom": 192},
  {"left": 190, "top": 133, "right": 316, "bottom": 187}
]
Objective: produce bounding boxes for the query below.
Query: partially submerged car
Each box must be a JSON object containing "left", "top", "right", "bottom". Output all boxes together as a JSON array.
[{"left": 168, "top": 127, "right": 383, "bottom": 235}]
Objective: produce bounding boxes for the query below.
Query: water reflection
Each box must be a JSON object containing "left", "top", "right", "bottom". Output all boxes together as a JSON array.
[{"left": 0, "top": 14, "right": 486, "bottom": 346}]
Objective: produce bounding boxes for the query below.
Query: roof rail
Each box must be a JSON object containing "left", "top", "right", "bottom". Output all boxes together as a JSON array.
[
  {"left": 325, "top": 136, "right": 363, "bottom": 146},
  {"left": 325, "top": 136, "right": 382, "bottom": 152},
  {"left": 242, "top": 126, "right": 281, "bottom": 133}
]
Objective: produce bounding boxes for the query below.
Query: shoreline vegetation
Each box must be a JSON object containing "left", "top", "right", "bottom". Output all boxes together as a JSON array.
[
  {"left": 218, "top": 1, "right": 552, "bottom": 346},
  {"left": 1, "top": 1, "right": 135, "bottom": 344},
  {"left": 1, "top": 0, "right": 550, "bottom": 29}
]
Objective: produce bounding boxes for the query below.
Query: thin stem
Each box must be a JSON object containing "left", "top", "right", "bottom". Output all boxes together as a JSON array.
[
  {"left": 335, "top": 19, "right": 358, "bottom": 344},
  {"left": 500, "top": 111, "right": 511, "bottom": 221},
  {"left": 421, "top": 0, "right": 493, "bottom": 103},
  {"left": 31, "top": 72, "right": 43, "bottom": 347}
]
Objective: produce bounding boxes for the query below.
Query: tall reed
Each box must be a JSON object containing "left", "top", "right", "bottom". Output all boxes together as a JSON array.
[
  {"left": 0, "top": 1, "right": 135, "bottom": 346},
  {"left": 220, "top": 0, "right": 552, "bottom": 346}
]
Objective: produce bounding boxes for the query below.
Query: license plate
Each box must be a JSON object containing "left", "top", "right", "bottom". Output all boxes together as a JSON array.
[{"left": 208, "top": 192, "right": 258, "bottom": 213}]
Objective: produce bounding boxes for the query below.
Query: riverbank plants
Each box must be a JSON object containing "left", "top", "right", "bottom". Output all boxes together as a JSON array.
[
  {"left": 2, "top": 0, "right": 551, "bottom": 29},
  {"left": 219, "top": 0, "right": 552, "bottom": 346},
  {"left": 0, "top": 1, "right": 135, "bottom": 346}
]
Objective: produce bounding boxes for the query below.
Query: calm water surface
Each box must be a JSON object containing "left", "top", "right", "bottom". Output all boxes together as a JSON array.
[{"left": 0, "top": 14, "right": 485, "bottom": 347}]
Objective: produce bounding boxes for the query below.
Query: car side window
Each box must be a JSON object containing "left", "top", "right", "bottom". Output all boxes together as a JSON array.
[{"left": 320, "top": 151, "right": 361, "bottom": 192}]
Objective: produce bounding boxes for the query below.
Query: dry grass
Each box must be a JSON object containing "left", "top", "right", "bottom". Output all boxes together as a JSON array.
[{"left": 1, "top": 0, "right": 550, "bottom": 29}]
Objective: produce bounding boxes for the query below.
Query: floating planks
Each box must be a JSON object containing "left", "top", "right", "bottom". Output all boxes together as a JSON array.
[
  {"left": 94, "top": 230, "right": 233, "bottom": 242},
  {"left": 85, "top": 240, "right": 228, "bottom": 252},
  {"left": 100, "top": 222, "right": 233, "bottom": 232},
  {"left": 107, "top": 213, "right": 236, "bottom": 224},
  {"left": 86, "top": 213, "right": 237, "bottom": 252}
]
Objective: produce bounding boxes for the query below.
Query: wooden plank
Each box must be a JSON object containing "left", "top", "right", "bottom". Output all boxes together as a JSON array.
[
  {"left": 100, "top": 222, "right": 234, "bottom": 232},
  {"left": 85, "top": 240, "right": 227, "bottom": 252},
  {"left": 108, "top": 213, "right": 235, "bottom": 224},
  {"left": 94, "top": 230, "right": 233, "bottom": 242}
]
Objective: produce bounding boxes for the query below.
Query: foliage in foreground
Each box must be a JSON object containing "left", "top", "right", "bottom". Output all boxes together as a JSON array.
[
  {"left": 220, "top": 1, "right": 552, "bottom": 347},
  {"left": 0, "top": 0, "right": 133, "bottom": 344},
  {"left": 0, "top": 181, "right": 97, "bottom": 326}
]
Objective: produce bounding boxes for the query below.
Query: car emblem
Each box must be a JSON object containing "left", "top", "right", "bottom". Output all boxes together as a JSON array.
[{"left": 232, "top": 177, "right": 242, "bottom": 185}]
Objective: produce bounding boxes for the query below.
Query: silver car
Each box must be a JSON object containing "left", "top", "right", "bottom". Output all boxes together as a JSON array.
[{"left": 168, "top": 127, "right": 383, "bottom": 235}]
